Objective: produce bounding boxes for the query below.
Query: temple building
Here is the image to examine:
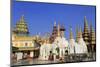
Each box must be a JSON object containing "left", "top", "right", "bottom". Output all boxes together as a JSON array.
[
  {"left": 82, "top": 16, "right": 90, "bottom": 52},
  {"left": 12, "top": 15, "right": 96, "bottom": 62},
  {"left": 12, "top": 15, "right": 40, "bottom": 60}
]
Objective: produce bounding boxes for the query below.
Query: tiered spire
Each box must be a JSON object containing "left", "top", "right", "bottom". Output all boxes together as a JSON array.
[
  {"left": 52, "top": 21, "right": 57, "bottom": 36},
  {"left": 84, "top": 16, "right": 88, "bottom": 28},
  {"left": 90, "top": 23, "right": 96, "bottom": 52},
  {"left": 82, "top": 16, "right": 91, "bottom": 52},
  {"left": 50, "top": 21, "right": 66, "bottom": 43},
  {"left": 13, "top": 15, "right": 29, "bottom": 36},
  {"left": 49, "top": 21, "right": 58, "bottom": 43},
  {"left": 83, "top": 16, "right": 90, "bottom": 46},
  {"left": 52, "top": 21, "right": 57, "bottom": 37}
]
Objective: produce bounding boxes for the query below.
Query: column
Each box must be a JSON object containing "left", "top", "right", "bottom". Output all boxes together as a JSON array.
[{"left": 30, "top": 51, "right": 33, "bottom": 58}]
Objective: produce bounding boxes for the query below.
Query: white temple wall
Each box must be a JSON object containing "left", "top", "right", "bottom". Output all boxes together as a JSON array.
[
  {"left": 68, "top": 39, "right": 75, "bottom": 54},
  {"left": 12, "top": 40, "right": 34, "bottom": 47},
  {"left": 78, "top": 38, "right": 88, "bottom": 53}
]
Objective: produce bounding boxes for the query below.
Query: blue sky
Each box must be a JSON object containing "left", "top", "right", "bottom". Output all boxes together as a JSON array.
[{"left": 12, "top": 0, "right": 96, "bottom": 39}]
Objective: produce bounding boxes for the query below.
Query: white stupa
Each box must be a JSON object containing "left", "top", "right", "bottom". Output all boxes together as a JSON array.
[
  {"left": 39, "top": 43, "right": 45, "bottom": 60},
  {"left": 39, "top": 39, "right": 53, "bottom": 60},
  {"left": 74, "top": 27, "right": 83, "bottom": 54},
  {"left": 77, "top": 27, "right": 88, "bottom": 54},
  {"left": 68, "top": 27, "right": 76, "bottom": 54},
  {"left": 68, "top": 27, "right": 88, "bottom": 54},
  {"left": 54, "top": 24, "right": 69, "bottom": 58}
]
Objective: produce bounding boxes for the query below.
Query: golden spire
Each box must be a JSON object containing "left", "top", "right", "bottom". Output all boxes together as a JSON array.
[
  {"left": 79, "top": 26, "right": 82, "bottom": 38},
  {"left": 20, "top": 15, "right": 25, "bottom": 22},
  {"left": 90, "top": 22, "right": 95, "bottom": 44},
  {"left": 84, "top": 16, "right": 88, "bottom": 27},
  {"left": 90, "top": 22, "right": 95, "bottom": 33},
  {"left": 57, "top": 24, "right": 60, "bottom": 37},
  {"left": 84, "top": 16, "right": 89, "bottom": 32},
  {"left": 54, "top": 21, "right": 56, "bottom": 26},
  {"left": 76, "top": 26, "right": 79, "bottom": 42},
  {"left": 69, "top": 26, "right": 73, "bottom": 39},
  {"left": 83, "top": 16, "right": 90, "bottom": 46},
  {"left": 14, "top": 15, "right": 29, "bottom": 35}
]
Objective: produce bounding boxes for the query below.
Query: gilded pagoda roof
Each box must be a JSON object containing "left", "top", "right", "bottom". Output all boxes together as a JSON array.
[{"left": 13, "top": 15, "right": 29, "bottom": 34}]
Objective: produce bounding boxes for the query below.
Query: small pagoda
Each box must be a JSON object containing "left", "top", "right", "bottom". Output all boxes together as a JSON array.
[
  {"left": 82, "top": 16, "right": 90, "bottom": 52},
  {"left": 13, "top": 15, "right": 29, "bottom": 36},
  {"left": 49, "top": 21, "right": 65, "bottom": 43}
]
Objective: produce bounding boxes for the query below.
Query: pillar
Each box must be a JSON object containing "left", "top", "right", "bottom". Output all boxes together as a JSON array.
[
  {"left": 16, "top": 52, "right": 23, "bottom": 61},
  {"left": 30, "top": 51, "right": 33, "bottom": 58}
]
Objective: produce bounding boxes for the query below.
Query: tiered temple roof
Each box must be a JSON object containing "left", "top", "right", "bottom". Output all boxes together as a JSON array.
[
  {"left": 83, "top": 16, "right": 90, "bottom": 46},
  {"left": 13, "top": 15, "right": 29, "bottom": 36},
  {"left": 90, "top": 23, "right": 96, "bottom": 51}
]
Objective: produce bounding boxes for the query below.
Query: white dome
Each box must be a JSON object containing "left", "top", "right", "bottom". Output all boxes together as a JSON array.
[
  {"left": 77, "top": 38, "right": 88, "bottom": 53},
  {"left": 68, "top": 39, "right": 75, "bottom": 54}
]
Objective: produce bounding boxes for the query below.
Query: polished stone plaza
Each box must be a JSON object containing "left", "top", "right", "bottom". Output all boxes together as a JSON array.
[{"left": 12, "top": 52, "right": 96, "bottom": 66}]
